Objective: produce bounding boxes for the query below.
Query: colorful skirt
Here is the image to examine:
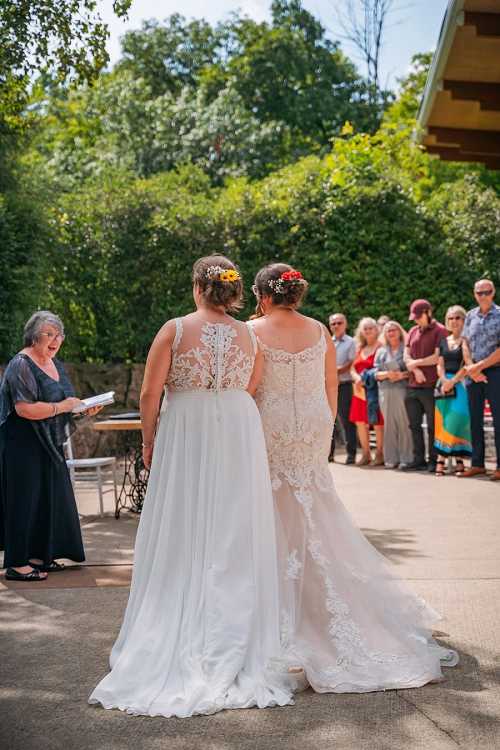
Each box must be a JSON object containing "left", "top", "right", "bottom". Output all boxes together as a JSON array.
[{"left": 434, "top": 375, "right": 472, "bottom": 457}]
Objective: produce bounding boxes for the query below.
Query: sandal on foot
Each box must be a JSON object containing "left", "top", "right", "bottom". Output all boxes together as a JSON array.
[
  {"left": 29, "top": 560, "right": 65, "bottom": 572},
  {"left": 5, "top": 567, "right": 47, "bottom": 581},
  {"left": 453, "top": 460, "right": 465, "bottom": 476},
  {"left": 435, "top": 460, "right": 446, "bottom": 477}
]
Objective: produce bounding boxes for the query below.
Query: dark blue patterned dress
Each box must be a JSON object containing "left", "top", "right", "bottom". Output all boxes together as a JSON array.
[{"left": 0, "top": 354, "right": 84, "bottom": 567}]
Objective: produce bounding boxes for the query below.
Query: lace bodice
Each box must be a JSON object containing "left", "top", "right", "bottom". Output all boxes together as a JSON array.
[
  {"left": 252, "top": 324, "right": 333, "bottom": 527},
  {"left": 166, "top": 317, "right": 257, "bottom": 392}
]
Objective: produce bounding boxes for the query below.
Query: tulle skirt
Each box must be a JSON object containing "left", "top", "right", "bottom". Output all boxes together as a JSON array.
[
  {"left": 89, "top": 389, "right": 295, "bottom": 717},
  {"left": 275, "top": 462, "right": 458, "bottom": 692}
]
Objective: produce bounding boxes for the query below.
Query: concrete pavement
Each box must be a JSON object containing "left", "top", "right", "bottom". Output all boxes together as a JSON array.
[{"left": 0, "top": 460, "right": 499, "bottom": 750}]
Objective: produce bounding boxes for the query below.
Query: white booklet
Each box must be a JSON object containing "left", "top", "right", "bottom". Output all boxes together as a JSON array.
[{"left": 72, "top": 391, "right": 115, "bottom": 414}]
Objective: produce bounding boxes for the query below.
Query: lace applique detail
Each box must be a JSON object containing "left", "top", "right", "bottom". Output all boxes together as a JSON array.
[
  {"left": 345, "top": 563, "right": 370, "bottom": 582},
  {"left": 285, "top": 550, "right": 302, "bottom": 580},
  {"left": 280, "top": 610, "right": 293, "bottom": 647},
  {"left": 167, "top": 321, "right": 255, "bottom": 392},
  {"left": 308, "top": 540, "right": 331, "bottom": 569},
  {"left": 254, "top": 325, "right": 332, "bottom": 527}
]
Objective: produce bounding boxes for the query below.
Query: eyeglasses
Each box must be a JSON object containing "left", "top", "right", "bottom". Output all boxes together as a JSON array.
[
  {"left": 41, "top": 332, "right": 65, "bottom": 342},
  {"left": 447, "top": 316, "right": 463, "bottom": 321},
  {"left": 330, "top": 321, "right": 345, "bottom": 326},
  {"left": 475, "top": 290, "right": 493, "bottom": 296}
]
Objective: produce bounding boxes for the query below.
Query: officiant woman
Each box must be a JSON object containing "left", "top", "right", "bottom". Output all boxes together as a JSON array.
[{"left": 0, "top": 311, "right": 101, "bottom": 581}]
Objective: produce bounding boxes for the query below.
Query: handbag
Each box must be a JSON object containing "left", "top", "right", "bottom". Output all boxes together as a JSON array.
[
  {"left": 434, "top": 382, "right": 456, "bottom": 399},
  {"left": 434, "top": 353, "right": 464, "bottom": 400}
]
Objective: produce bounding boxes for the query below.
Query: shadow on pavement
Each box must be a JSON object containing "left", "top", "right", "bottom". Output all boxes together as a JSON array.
[{"left": 360, "top": 528, "right": 427, "bottom": 562}]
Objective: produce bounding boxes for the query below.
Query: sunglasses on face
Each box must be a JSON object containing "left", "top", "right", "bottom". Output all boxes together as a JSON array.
[
  {"left": 330, "top": 322, "right": 345, "bottom": 326},
  {"left": 475, "top": 290, "right": 493, "bottom": 296},
  {"left": 447, "top": 316, "right": 463, "bottom": 321}
]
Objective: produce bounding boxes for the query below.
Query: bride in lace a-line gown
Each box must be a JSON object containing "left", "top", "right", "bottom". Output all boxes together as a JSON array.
[
  {"left": 250, "top": 264, "right": 458, "bottom": 693},
  {"left": 89, "top": 256, "right": 295, "bottom": 717}
]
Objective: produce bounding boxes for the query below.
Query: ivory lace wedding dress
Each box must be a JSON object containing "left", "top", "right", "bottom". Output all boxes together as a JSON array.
[
  {"left": 252, "top": 321, "right": 458, "bottom": 693},
  {"left": 89, "top": 317, "right": 295, "bottom": 717}
]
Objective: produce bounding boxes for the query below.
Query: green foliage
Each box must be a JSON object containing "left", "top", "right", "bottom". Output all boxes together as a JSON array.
[
  {"left": 39, "top": 128, "right": 496, "bottom": 363},
  {"left": 2, "top": 5, "right": 499, "bottom": 364},
  {"left": 0, "top": 176, "right": 48, "bottom": 361},
  {"left": 32, "top": 1, "right": 388, "bottom": 186},
  {"left": 0, "top": 0, "right": 132, "bottom": 121}
]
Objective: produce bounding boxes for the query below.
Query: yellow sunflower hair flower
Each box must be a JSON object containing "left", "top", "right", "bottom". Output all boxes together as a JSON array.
[{"left": 219, "top": 270, "right": 239, "bottom": 282}]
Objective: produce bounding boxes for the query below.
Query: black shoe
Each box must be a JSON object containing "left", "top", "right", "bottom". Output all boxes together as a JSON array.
[
  {"left": 427, "top": 462, "right": 437, "bottom": 473},
  {"left": 328, "top": 453, "right": 334, "bottom": 463},
  {"left": 400, "top": 460, "right": 427, "bottom": 472},
  {"left": 346, "top": 456, "right": 356, "bottom": 465}
]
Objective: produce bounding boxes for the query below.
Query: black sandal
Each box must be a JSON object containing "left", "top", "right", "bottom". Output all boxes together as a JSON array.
[
  {"left": 454, "top": 459, "right": 465, "bottom": 476},
  {"left": 5, "top": 567, "right": 47, "bottom": 581},
  {"left": 435, "top": 459, "right": 446, "bottom": 477},
  {"left": 29, "top": 560, "right": 65, "bottom": 572}
]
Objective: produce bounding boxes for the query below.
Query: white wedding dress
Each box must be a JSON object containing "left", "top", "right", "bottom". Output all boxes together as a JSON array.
[
  {"left": 89, "top": 317, "right": 295, "bottom": 717},
  {"left": 251, "top": 321, "right": 458, "bottom": 693}
]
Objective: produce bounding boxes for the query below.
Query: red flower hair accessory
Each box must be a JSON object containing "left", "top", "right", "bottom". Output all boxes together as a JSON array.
[
  {"left": 281, "top": 271, "right": 302, "bottom": 280},
  {"left": 268, "top": 269, "right": 304, "bottom": 293}
]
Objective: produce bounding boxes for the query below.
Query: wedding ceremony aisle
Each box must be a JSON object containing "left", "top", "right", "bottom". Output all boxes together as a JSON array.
[{"left": 1, "top": 459, "right": 499, "bottom": 750}]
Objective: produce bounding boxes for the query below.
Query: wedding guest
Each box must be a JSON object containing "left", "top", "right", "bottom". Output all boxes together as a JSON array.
[
  {"left": 349, "top": 318, "right": 384, "bottom": 466},
  {"left": 373, "top": 321, "right": 412, "bottom": 469},
  {"left": 0, "top": 312, "right": 101, "bottom": 582},
  {"left": 459, "top": 280, "right": 500, "bottom": 480},
  {"left": 377, "top": 315, "right": 390, "bottom": 330},
  {"left": 434, "top": 306, "right": 472, "bottom": 476},
  {"left": 402, "top": 300, "right": 447, "bottom": 473},
  {"left": 328, "top": 313, "right": 357, "bottom": 464}
]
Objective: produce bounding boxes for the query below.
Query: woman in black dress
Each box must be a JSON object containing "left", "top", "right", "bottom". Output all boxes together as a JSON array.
[{"left": 0, "top": 311, "right": 101, "bottom": 581}]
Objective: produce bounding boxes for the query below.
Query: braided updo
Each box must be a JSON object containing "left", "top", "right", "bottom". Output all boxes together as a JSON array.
[
  {"left": 253, "top": 263, "right": 308, "bottom": 312},
  {"left": 192, "top": 255, "right": 243, "bottom": 312}
]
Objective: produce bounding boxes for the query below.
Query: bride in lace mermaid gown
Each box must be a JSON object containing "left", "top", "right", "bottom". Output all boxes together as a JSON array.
[
  {"left": 89, "top": 257, "right": 294, "bottom": 717},
  {"left": 251, "top": 264, "right": 458, "bottom": 693}
]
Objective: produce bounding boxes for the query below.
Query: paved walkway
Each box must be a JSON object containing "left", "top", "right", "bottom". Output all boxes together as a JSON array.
[{"left": 1, "top": 461, "right": 499, "bottom": 750}]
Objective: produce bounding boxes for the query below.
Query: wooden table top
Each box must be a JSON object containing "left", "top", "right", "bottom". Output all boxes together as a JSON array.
[{"left": 92, "top": 419, "right": 142, "bottom": 431}]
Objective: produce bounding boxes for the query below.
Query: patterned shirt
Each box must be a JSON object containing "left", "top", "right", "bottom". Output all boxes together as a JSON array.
[
  {"left": 333, "top": 333, "right": 356, "bottom": 382},
  {"left": 0, "top": 354, "right": 76, "bottom": 464},
  {"left": 462, "top": 303, "right": 500, "bottom": 364}
]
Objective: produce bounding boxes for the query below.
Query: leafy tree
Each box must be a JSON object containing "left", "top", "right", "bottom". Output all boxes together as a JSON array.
[
  {"left": 0, "top": 0, "right": 131, "bottom": 121},
  {"left": 118, "top": 15, "right": 220, "bottom": 97}
]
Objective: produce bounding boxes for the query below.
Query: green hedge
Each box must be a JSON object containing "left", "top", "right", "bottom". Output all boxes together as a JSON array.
[{"left": 35, "top": 128, "right": 497, "bottom": 363}]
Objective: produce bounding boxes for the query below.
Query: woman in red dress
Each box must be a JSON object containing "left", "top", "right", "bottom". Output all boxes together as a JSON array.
[{"left": 349, "top": 317, "right": 385, "bottom": 466}]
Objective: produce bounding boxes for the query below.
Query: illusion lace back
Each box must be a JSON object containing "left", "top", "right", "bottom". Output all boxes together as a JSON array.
[
  {"left": 252, "top": 321, "right": 458, "bottom": 693},
  {"left": 89, "top": 316, "right": 295, "bottom": 717},
  {"left": 167, "top": 317, "right": 257, "bottom": 392}
]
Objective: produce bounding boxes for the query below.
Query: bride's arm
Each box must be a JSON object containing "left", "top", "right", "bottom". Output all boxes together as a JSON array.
[
  {"left": 247, "top": 344, "right": 264, "bottom": 397},
  {"left": 323, "top": 324, "right": 338, "bottom": 421},
  {"left": 140, "top": 320, "right": 176, "bottom": 469}
]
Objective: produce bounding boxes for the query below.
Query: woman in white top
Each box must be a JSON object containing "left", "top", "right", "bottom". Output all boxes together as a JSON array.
[
  {"left": 250, "top": 263, "right": 458, "bottom": 693},
  {"left": 89, "top": 256, "right": 295, "bottom": 717}
]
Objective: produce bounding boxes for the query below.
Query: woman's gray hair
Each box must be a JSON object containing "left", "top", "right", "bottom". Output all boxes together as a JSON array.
[{"left": 24, "top": 311, "right": 64, "bottom": 347}]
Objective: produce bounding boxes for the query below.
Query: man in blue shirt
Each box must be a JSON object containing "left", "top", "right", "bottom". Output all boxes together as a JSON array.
[
  {"left": 329, "top": 313, "right": 357, "bottom": 464},
  {"left": 459, "top": 279, "right": 500, "bottom": 480}
]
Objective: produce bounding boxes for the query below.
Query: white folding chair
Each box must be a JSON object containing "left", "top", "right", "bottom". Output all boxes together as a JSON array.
[{"left": 64, "top": 436, "right": 118, "bottom": 518}]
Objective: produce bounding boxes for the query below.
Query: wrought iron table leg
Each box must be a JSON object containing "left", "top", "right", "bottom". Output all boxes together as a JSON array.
[{"left": 115, "top": 434, "right": 149, "bottom": 518}]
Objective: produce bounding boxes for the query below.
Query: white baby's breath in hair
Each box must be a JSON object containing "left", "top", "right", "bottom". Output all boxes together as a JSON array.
[
  {"left": 268, "top": 278, "right": 285, "bottom": 294},
  {"left": 205, "top": 266, "right": 225, "bottom": 280}
]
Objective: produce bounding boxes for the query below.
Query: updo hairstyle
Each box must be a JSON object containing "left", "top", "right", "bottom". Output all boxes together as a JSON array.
[
  {"left": 253, "top": 263, "right": 308, "bottom": 312},
  {"left": 192, "top": 255, "right": 243, "bottom": 313}
]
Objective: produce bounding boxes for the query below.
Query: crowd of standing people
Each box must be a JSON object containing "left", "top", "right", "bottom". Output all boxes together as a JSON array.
[{"left": 329, "top": 279, "right": 500, "bottom": 480}]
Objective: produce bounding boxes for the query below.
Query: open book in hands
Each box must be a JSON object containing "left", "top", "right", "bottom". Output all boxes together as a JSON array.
[{"left": 72, "top": 391, "right": 115, "bottom": 414}]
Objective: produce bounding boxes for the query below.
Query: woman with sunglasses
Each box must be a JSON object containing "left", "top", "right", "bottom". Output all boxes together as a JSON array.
[
  {"left": 0, "top": 311, "right": 102, "bottom": 581},
  {"left": 434, "top": 306, "right": 472, "bottom": 476}
]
